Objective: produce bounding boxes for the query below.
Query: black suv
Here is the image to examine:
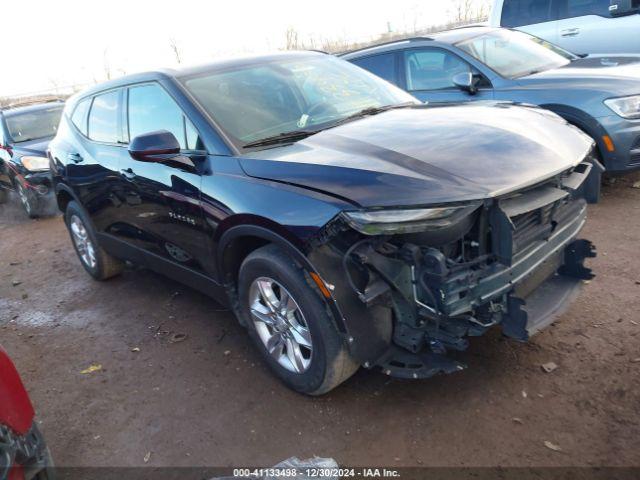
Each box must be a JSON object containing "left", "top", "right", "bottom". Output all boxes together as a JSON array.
[
  {"left": 0, "top": 100, "right": 64, "bottom": 217},
  {"left": 49, "top": 52, "right": 598, "bottom": 394}
]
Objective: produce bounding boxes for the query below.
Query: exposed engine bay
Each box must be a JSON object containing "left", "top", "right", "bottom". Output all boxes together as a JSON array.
[{"left": 309, "top": 160, "right": 600, "bottom": 379}]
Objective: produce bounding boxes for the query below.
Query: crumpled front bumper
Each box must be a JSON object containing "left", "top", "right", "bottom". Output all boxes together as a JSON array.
[
  {"left": 373, "top": 237, "right": 595, "bottom": 380},
  {"left": 309, "top": 163, "right": 598, "bottom": 380}
]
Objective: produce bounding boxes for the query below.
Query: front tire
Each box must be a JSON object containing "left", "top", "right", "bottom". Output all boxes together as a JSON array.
[
  {"left": 16, "top": 182, "right": 38, "bottom": 218},
  {"left": 238, "top": 244, "right": 358, "bottom": 395},
  {"left": 64, "top": 201, "right": 124, "bottom": 280}
]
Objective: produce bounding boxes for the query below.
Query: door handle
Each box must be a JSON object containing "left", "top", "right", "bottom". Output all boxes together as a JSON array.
[
  {"left": 67, "top": 153, "right": 83, "bottom": 163},
  {"left": 120, "top": 167, "right": 136, "bottom": 180},
  {"left": 561, "top": 28, "right": 580, "bottom": 37}
]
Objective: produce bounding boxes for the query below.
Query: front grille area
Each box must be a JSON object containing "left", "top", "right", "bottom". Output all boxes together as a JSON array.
[
  {"left": 511, "top": 203, "right": 556, "bottom": 254},
  {"left": 491, "top": 163, "right": 591, "bottom": 264}
]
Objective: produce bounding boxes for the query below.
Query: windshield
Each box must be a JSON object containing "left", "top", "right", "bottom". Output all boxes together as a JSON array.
[
  {"left": 182, "top": 54, "right": 417, "bottom": 147},
  {"left": 5, "top": 106, "right": 63, "bottom": 143},
  {"left": 456, "top": 30, "right": 574, "bottom": 79}
]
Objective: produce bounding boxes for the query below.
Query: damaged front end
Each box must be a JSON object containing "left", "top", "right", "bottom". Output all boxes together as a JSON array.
[{"left": 309, "top": 160, "right": 599, "bottom": 380}]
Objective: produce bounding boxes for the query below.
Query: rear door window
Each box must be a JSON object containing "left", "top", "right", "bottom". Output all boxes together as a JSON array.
[
  {"left": 403, "top": 49, "right": 471, "bottom": 91},
  {"left": 350, "top": 53, "right": 398, "bottom": 85},
  {"left": 127, "top": 83, "right": 202, "bottom": 150},
  {"left": 88, "top": 91, "right": 120, "bottom": 143},
  {"left": 501, "top": 0, "right": 553, "bottom": 26}
]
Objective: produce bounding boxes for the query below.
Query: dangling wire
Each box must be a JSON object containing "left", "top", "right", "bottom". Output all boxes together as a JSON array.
[{"left": 342, "top": 238, "right": 373, "bottom": 300}]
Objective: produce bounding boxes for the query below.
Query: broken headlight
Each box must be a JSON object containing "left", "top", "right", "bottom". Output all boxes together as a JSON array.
[{"left": 341, "top": 203, "right": 481, "bottom": 235}]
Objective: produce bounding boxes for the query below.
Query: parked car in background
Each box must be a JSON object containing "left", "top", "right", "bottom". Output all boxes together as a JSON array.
[
  {"left": 342, "top": 26, "right": 640, "bottom": 173},
  {"left": 488, "top": 0, "right": 640, "bottom": 55},
  {"left": 0, "top": 101, "right": 64, "bottom": 217},
  {"left": 50, "top": 52, "right": 597, "bottom": 394},
  {"left": 0, "top": 347, "right": 54, "bottom": 480}
]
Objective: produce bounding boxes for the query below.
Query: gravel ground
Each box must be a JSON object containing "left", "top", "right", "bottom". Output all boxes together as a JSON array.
[{"left": 1, "top": 175, "right": 639, "bottom": 468}]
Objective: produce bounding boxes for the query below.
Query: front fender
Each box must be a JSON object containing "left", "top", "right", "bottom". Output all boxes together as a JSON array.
[{"left": 217, "top": 223, "right": 350, "bottom": 336}]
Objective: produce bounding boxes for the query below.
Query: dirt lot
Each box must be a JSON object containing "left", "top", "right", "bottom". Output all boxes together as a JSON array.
[{"left": 1, "top": 175, "right": 639, "bottom": 469}]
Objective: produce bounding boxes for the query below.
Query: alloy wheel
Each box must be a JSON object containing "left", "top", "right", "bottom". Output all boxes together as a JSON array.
[
  {"left": 70, "top": 215, "right": 97, "bottom": 269},
  {"left": 249, "top": 277, "right": 313, "bottom": 374}
]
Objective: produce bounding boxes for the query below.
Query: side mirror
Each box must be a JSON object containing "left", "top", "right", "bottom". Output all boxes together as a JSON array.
[
  {"left": 128, "top": 130, "right": 180, "bottom": 162},
  {"left": 452, "top": 72, "right": 480, "bottom": 95},
  {"left": 609, "top": 0, "right": 638, "bottom": 16}
]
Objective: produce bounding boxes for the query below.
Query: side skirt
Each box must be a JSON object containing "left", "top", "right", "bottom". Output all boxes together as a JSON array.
[{"left": 97, "top": 233, "right": 229, "bottom": 306}]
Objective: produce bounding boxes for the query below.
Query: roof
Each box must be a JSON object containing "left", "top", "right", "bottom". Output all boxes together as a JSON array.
[
  {"left": 71, "top": 51, "right": 325, "bottom": 102},
  {"left": 430, "top": 26, "right": 501, "bottom": 44},
  {"left": 173, "top": 51, "right": 325, "bottom": 78},
  {"left": 340, "top": 26, "right": 501, "bottom": 58},
  {"left": 338, "top": 37, "right": 433, "bottom": 57}
]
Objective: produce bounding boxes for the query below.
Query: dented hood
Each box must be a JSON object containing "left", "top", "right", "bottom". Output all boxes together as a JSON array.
[{"left": 239, "top": 103, "right": 593, "bottom": 208}]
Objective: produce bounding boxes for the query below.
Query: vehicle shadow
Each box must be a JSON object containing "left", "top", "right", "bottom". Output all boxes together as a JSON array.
[{"left": 0, "top": 190, "right": 60, "bottom": 226}]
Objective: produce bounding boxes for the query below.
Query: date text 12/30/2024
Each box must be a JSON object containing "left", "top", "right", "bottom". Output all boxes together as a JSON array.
[{"left": 232, "top": 468, "right": 401, "bottom": 477}]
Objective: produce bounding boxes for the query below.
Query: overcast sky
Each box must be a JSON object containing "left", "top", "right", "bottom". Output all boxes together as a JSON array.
[{"left": 1, "top": 0, "right": 469, "bottom": 96}]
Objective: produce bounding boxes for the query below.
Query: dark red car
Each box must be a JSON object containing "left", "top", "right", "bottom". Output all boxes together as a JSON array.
[{"left": 0, "top": 347, "right": 53, "bottom": 480}]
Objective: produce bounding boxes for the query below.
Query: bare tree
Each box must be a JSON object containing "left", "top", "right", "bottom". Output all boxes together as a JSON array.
[
  {"left": 103, "top": 49, "right": 112, "bottom": 81},
  {"left": 169, "top": 38, "right": 182, "bottom": 64},
  {"left": 285, "top": 27, "right": 301, "bottom": 50},
  {"left": 450, "top": 0, "right": 491, "bottom": 23},
  {"left": 49, "top": 78, "right": 60, "bottom": 95}
]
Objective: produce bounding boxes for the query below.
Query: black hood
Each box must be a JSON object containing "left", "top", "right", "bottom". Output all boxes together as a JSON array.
[{"left": 239, "top": 103, "right": 594, "bottom": 208}]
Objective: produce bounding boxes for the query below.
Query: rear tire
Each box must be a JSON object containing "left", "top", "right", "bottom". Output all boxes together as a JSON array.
[
  {"left": 238, "top": 244, "right": 358, "bottom": 395},
  {"left": 64, "top": 201, "right": 124, "bottom": 280},
  {"left": 0, "top": 188, "right": 7, "bottom": 204}
]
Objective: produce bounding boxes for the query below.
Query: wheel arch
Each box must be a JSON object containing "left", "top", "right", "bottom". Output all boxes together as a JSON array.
[
  {"left": 217, "top": 223, "right": 348, "bottom": 334},
  {"left": 54, "top": 184, "right": 78, "bottom": 213}
]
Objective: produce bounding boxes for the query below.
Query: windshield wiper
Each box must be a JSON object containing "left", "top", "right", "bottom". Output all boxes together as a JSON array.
[
  {"left": 328, "top": 102, "right": 417, "bottom": 129},
  {"left": 243, "top": 130, "right": 318, "bottom": 148},
  {"left": 242, "top": 102, "right": 417, "bottom": 148}
]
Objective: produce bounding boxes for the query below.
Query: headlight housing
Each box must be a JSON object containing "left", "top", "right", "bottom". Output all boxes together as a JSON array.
[
  {"left": 21, "top": 156, "right": 50, "bottom": 172},
  {"left": 341, "top": 203, "right": 480, "bottom": 235},
  {"left": 604, "top": 95, "right": 640, "bottom": 119}
]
